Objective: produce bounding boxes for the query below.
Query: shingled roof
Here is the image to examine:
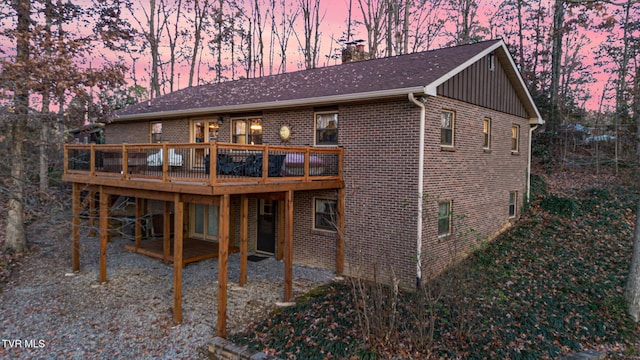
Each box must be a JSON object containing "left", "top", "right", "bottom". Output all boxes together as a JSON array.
[{"left": 116, "top": 39, "right": 542, "bottom": 124}]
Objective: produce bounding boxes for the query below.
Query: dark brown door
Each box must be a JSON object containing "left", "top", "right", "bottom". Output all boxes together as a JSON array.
[{"left": 257, "top": 200, "right": 276, "bottom": 254}]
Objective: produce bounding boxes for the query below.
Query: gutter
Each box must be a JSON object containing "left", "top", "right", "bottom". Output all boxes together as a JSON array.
[
  {"left": 527, "top": 124, "right": 539, "bottom": 202},
  {"left": 408, "top": 93, "right": 426, "bottom": 289}
]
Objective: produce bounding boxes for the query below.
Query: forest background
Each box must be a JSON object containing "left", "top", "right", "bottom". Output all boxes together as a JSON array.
[{"left": 0, "top": 0, "right": 639, "bottom": 291}]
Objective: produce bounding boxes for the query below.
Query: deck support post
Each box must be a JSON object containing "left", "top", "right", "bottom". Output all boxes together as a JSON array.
[
  {"left": 72, "top": 183, "right": 81, "bottom": 272},
  {"left": 99, "top": 187, "right": 108, "bottom": 283},
  {"left": 135, "top": 197, "right": 144, "bottom": 249},
  {"left": 284, "top": 190, "right": 294, "bottom": 301},
  {"left": 336, "top": 188, "right": 345, "bottom": 276},
  {"left": 239, "top": 195, "right": 248, "bottom": 286},
  {"left": 163, "top": 201, "right": 171, "bottom": 262},
  {"left": 173, "top": 193, "right": 184, "bottom": 324},
  {"left": 217, "top": 194, "right": 230, "bottom": 337},
  {"left": 276, "top": 200, "right": 285, "bottom": 261}
]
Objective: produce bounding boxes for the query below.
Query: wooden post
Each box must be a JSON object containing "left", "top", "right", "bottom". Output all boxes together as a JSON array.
[
  {"left": 90, "top": 144, "right": 96, "bottom": 177},
  {"left": 99, "top": 188, "right": 108, "bottom": 283},
  {"left": 303, "top": 148, "right": 310, "bottom": 182},
  {"left": 173, "top": 193, "right": 184, "bottom": 324},
  {"left": 162, "top": 142, "right": 169, "bottom": 182},
  {"left": 63, "top": 144, "right": 69, "bottom": 175},
  {"left": 209, "top": 141, "right": 218, "bottom": 186},
  {"left": 163, "top": 201, "right": 171, "bottom": 262},
  {"left": 239, "top": 195, "right": 248, "bottom": 286},
  {"left": 122, "top": 142, "right": 129, "bottom": 179},
  {"left": 135, "top": 197, "right": 143, "bottom": 249},
  {"left": 284, "top": 190, "right": 294, "bottom": 301},
  {"left": 336, "top": 188, "right": 345, "bottom": 276},
  {"left": 276, "top": 200, "right": 285, "bottom": 261},
  {"left": 72, "top": 183, "right": 81, "bottom": 272},
  {"left": 217, "top": 194, "right": 230, "bottom": 337}
]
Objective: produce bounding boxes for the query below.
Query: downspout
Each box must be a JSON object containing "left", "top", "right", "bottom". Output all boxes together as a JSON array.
[
  {"left": 527, "top": 124, "right": 539, "bottom": 202},
  {"left": 409, "top": 93, "right": 426, "bottom": 289}
]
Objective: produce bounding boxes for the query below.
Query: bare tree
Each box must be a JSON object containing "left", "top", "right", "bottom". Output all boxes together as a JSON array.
[
  {"left": 160, "top": 0, "right": 184, "bottom": 92},
  {"left": 296, "top": 0, "right": 323, "bottom": 69},
  {"left": 445, "top": 0, "right": 487, "bottom": 45},
  {"left": 2, "top": 0, "right": 31, "bottom": 253},
  {"left": 183, "top": 0, "right": 211, "bottom": 86},
  {"left": 356, "top": 0, "right": 385, "bottom": 58}
]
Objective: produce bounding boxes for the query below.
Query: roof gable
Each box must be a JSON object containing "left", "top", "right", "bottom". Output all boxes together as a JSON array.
[{"left": 116, "top": 40, "right": 542, "bottom": 125}]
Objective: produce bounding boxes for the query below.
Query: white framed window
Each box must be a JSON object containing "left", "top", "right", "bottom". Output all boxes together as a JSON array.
[
  {"left": 483, "top": 118, "right": 491, "bottom": 149},
  {"left": 441, "top": 110, "right": 455, "bottom": 147},
  {"left": 314, "top": 198, "right": 337, "bottom": 232},
  {"left": 509, "top": 191, "right": 517, "bottom": 218},
  {"left": 151, "top": 121, "right": 163, "bottom": 143},
  {"left": 315, "top": 112, "right": 338, "bottom": 146},
  {"left": 438, "top": 200, "right": 452, "bottom": 237},
  {"left": 511, "top": 125, "right": 520, "bottom": 152},
  {"left": 232, "top": 118, "right": 262, "bottom": 145},
  {"left": 488, "top": 53, "right": 495, "bottom": 71}
]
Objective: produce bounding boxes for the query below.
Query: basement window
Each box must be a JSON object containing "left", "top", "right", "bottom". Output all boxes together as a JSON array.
[
  {"left": 438, "top": 200, "right": 452, "bottom": 237},
  {"left": 314, "top": 198, "right": 337, "bottom": 232}
]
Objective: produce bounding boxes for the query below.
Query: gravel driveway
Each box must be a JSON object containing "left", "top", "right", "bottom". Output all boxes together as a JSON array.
[{"left": 0, "top": 218, "right": 334, "bottom": 359}]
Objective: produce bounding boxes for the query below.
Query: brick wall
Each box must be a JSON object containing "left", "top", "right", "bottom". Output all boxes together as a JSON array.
[
  {"left": 419, "top": 96, "right": 530, "bottom": 282},
  {"left": 104, "top": 95, "right": 531, "bottom": 288}
]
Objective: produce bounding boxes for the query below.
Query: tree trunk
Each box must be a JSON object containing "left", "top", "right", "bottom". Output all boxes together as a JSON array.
[
  {"left": 5, "top": 0, "right": 30, "bottom": 253},
  {"left": 625, "top": 200, "right": 640, "bottom": 322}
]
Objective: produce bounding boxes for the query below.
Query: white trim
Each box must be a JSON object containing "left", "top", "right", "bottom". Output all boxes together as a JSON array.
[{"left": 115, "top": 86, "right": 428, "bottom": 122}]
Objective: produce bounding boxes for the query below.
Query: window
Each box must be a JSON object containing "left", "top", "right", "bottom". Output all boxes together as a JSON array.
[
  {"left": 314, "top": 198, "right": 337, "bottom": 231},
  {"left": 232, "top": 118, "right": 262, "bottom": 144},
  {"left": 509, "top": 191, "right": 517, "bottom": 218},
  {"left": 315, "top": 112, "right": 338, "bottom": 146},
  {"left": 151, "top": 122, "right": 162, "bottom": 143},
  {"left": 488, "top": 53, "right": 495, "bottom": 71},
  {"left": 511, "top": 125, "right": 520, "bottom": 152},
  {"left": 441, "top": 110, "right": 455, "bottom": 146},
  {"left": 438, "top": 201, "right": 452, "bottom": 236},
  {"left": 483, "top": 118, "right": 491, "bottom": 149}
]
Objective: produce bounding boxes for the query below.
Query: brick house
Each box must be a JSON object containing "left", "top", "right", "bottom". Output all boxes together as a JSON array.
[{"left": 63, "top": 39, "right": 542, "bottom": 335}]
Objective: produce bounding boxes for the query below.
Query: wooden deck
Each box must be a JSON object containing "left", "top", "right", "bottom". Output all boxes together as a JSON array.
[
  {"left": 66, "top": 141, "right": 346, "bottom": 339},
  {"left": 63, "top": 141, "right": 344, "bottom": 195},
  {"left": 124, "top": 238, "right": 240, "bottom": 265}
]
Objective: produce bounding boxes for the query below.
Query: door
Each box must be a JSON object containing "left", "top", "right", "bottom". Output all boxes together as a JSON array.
[
  {"left": 257, "top": 200, "right": 276, "bottom": 254},
  {"left": 190, "top": 204, "right": 219, "bottom": 242},
  {"left": 191, "top": 120, "right": 220, "bottom": 169}
]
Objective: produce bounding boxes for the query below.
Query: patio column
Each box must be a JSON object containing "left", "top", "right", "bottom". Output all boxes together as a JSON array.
[
  {"left": 71, "top": 183, "right": 80, "bottom": 272},
  {"left": 99, "top": 187, "right": 108, "bottom": 283},
  {"left": 173, "top": 193, "right": 184, "bottom": 324},
  {"left": 239, "top": 195, "right": 248, "bottom": 286},
  {"left": 217, "top": 194, "right": 230, "bottom": 337},
  {"left": 284, "top": 190, "right": 293, "bottom": 301}
]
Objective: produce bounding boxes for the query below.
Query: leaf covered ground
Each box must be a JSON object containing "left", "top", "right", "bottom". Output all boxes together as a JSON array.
[{"left": 232, "top": 172, "right": 640, "bottom": 359}]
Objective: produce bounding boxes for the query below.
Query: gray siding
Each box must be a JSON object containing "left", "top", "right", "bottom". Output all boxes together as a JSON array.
[{"left": 437, "top": 53, "right": 528, "bottom": 118}]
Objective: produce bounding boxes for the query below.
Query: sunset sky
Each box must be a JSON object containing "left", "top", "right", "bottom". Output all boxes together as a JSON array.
[{"left": 0, "top": 0, "right": 629, "bottom": 112}]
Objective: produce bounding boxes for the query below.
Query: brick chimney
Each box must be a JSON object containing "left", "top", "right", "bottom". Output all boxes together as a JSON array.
[{"left": 342, "top": 41, "right": 369, "bottom": 64}]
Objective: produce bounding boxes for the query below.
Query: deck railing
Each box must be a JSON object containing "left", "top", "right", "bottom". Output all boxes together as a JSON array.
[{"left": 64, "top": 142, "right": 343, "bottom": 185}]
